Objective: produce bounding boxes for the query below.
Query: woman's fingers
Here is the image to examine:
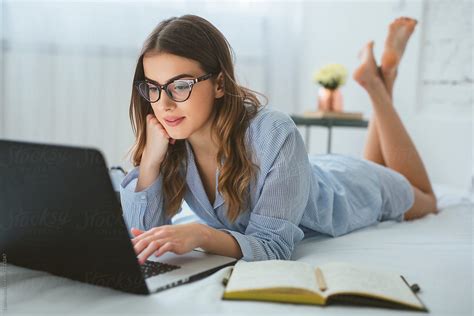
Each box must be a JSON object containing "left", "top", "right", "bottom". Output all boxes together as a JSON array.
[
  {"left": 132, "top": 231, "right": 153, "bottom": 246},
  {"left": 132, "top": 226, "right": 172, "bottom": 244},
  {"left": 138, "top": 240, "right": 162, "bottom": 264},
  {"left": 133, "top": 237, "right": 151, "bottom": 255},
  {"left": 146, "top": 114, "right": 176, "bottom": 142},
  {"left": 131, "top": 228, "right": 157, "bottom": 245},
  {"left": 146, "top": 114, "right": 157, "bottom": 125},
  {"left": 130, "top": 227, "right": 144, "bottom": 236},
  {"left": 133, "top": 234, "right": 164, "bottom": 255},
  {"left": 154, "top": 242, "right": 174, "bottom": 257}
]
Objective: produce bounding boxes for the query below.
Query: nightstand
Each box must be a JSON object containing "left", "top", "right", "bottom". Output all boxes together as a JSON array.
[{"left": 290, "top": 115, "right": 369, "bottom": 153}]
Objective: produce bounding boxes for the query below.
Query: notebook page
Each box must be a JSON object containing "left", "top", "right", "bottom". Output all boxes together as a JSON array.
[
  {"left": 226, "top": 260, "right": 319, "bottom": 293},
  {"left": 320, "top": 262, "right": 422, "bottom": 308}
]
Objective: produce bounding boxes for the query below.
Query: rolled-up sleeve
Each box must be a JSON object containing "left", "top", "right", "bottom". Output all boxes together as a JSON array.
[
  {"left": 221, "top": 121, "right": 311, "bottom": 261},
  {"left": 119, "top": 166, "right": 176, "bottom": 232}
]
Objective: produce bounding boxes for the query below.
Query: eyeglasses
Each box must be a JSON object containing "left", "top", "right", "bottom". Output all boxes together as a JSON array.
[{"left": 135, "top": 73, "right": 214, "bottom": 103}]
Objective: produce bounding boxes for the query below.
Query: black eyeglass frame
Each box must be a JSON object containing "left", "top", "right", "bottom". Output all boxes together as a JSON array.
[{"left": 134, "top": 73, "right": 215, "bottom": 103}]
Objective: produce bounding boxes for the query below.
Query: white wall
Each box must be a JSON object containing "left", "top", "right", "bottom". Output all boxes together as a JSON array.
[
  {"left": 414, "top": 0, "right": 473, "bottom": 191},
  {"left": 0, "top": 0, "right": 472, "bottom": 191}
]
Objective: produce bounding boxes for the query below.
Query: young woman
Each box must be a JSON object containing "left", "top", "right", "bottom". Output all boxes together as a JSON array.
[{"left": 120, "top": 15, "right": 437, "bottom": 263}]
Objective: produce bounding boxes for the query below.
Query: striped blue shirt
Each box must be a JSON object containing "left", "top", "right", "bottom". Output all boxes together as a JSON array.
[{"left": 120, "top": 107, "right": 414, "bottom": 261}]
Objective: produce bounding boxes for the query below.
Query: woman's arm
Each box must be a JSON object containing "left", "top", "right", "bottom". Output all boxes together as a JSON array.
[
  {"left": 120, "top": 166, "right": 177, "bottom": 232},
  {"left": 199, "top": 224, "right": 243, "bottom": 259},
  {"left": 130, "top": 223, "right": 243, "bottom": 263}
]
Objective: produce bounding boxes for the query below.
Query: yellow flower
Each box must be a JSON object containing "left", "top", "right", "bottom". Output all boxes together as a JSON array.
[{"left": 313, "top": 63, "right": 348, "bottom": 90}]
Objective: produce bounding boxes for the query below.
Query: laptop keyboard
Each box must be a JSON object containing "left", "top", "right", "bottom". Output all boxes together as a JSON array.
[{"left": 140, "top": 260, "right": 181, "bottom": 278}]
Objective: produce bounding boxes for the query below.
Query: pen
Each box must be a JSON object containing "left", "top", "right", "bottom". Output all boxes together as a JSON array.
[
  {"left": 222, "top": 267, "right": 233, "bottom": 286},
  {"left": 316, "top": 267, "right": 327, "bottom": 291}
]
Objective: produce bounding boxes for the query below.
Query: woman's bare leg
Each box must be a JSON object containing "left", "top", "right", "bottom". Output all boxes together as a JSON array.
[
  {"left": 362, "top": 17, "right": 418, "bottom": 166},
  {"left": 380, "top": 17, "right": 418, "bottom": 98},
  {"left": 360, "top": 42, "right": 386, "bottom": 166},
  {"left": 353, "top": 38, "right": 437, "bottom": 220},
  {"left": 364, "top": 116, "right": 385, "bottom": 165}
]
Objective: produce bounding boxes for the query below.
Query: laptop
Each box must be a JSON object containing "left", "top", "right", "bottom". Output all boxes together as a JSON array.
[{"left": 0, "top": 139, "right": 237, "bottom": 294}]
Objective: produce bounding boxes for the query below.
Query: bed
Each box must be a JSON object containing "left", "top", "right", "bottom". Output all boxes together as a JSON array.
[{"left": 4, "top": 183, "right": 472, "bottom": 316}]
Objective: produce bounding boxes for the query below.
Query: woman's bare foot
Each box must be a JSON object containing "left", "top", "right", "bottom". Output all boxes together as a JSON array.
[
  {"left": 380, "top": 17, "right": 418, "bottom": 94},
  {"left": 353, "top": 41, "right": 384, "bottom": 90}
]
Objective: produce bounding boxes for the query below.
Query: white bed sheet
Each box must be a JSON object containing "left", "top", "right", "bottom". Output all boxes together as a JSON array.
[{"left": 3, "top": 184, "right": 473, "bottom": 316}]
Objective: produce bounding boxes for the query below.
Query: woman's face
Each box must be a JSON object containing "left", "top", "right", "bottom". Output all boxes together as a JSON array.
[{"left": 142, "top": 52, "right": 223, "bottom": 140}]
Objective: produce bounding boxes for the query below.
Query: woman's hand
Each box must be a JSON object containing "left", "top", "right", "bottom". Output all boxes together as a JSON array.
[
  {"left": 141, "top": 114, "right": 176, "bottom": 169},
  {"left": 135, "top": 114, "right": 176, "bottom": 191},
  {"left": 130, "top": 223, "right": 209, "bottom": 264}
]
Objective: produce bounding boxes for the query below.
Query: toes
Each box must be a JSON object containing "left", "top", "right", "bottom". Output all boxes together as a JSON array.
[
  {"left": 391, "top": 16, "right": 418, "bottom": 28},
  {"left": 401, "top": 16, "right": 418, "bottom": 24},
  {"left": 366, "top": 41, "right": 376, "bottom": 60},
  {"left": 365, "top": 40, "right": 374, "bottom": 51},
  {"left": 357, "top": 41, "right": 373, "bottom": 60}
]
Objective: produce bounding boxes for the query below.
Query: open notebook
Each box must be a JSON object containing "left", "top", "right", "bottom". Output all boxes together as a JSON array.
[{"left": 222, "top": 260, "right": 428, "bottom": 312}]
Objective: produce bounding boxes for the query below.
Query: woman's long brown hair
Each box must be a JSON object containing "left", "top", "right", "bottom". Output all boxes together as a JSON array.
[{"left": 127, "top": 15, "right": 266, "bottom": 223}]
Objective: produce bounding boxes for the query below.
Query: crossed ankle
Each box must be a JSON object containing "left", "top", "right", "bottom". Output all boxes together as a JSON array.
[{"left": 381, "top": 65, "right": 398, "bottom": 76}]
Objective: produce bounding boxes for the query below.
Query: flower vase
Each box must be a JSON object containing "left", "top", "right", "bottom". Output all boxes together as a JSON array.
[{"left": 317, "top": 87, "right": 344, "bottom": 112}]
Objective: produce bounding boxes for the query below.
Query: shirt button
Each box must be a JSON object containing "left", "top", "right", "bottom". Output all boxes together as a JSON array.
[{"left": 140, "top": 195, "right": 146, "bottom": 200}]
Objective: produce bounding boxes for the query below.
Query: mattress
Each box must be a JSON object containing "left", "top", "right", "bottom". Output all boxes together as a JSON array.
[{"left": 3, "top": 183, "right": 473, "bottom": 316}]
